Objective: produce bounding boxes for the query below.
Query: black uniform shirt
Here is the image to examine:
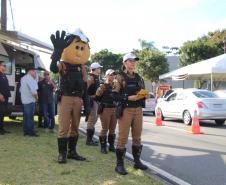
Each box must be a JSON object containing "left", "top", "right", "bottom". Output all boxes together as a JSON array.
[
  {"left": 38, "top": 80, "right": 54, "bottom": 104},
  {"left": 0, "top": 73, "right": 11, "bottom": 101}
]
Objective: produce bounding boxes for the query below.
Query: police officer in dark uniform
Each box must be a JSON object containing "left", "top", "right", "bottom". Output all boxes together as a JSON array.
[
  {"left": 0, "top": 61, "right": 11, "bottom": 135},
  {"left": 113, "top": 53, "right": 148, "bottom": 175},
  {"left": 86, "top": 62, "right": 102, "bottom": 146},
  {"left": 96, "top": 69, "right": 117, "bottom": 154},
  {"left": 50, "top": 29, "right": 91, "bottom": 164}
]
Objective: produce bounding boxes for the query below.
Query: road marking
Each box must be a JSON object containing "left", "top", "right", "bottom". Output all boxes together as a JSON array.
[
  {"left": 126, "top": 151, "right": 191, "bottom": 185},
  {"left": 79, "top": 127, "right": 191, "bottom": 185},
  {"left": 144, "top": 120, "right": 188, "bottom": 133}
]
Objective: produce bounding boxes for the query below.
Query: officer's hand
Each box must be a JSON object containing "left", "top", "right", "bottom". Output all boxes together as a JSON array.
[
  {"left": 50, "top": 30, "right": 73, "bottom": 51},
  {"left": 84, "top": 107, "right": 91, "bottom": 122},
  {"left": 128, "top": 95, "right": 143, "bottom": 101}
]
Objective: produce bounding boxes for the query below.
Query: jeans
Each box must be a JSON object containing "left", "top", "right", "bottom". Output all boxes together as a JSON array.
[
  {"left": 0, "top": 112, "right": 4, "bottom": 129},
  {"left": 0, "top": 102, "right": 7, "bottom": 130},
  {"left": 42, "top": 102, "right": 55, "bottom": 129},
  {"left": 23, "top": 102, "right": 35, "bottom": 135}
]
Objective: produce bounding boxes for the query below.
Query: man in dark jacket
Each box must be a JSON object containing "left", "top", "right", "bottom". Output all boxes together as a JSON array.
[
  {"left": 38, "top": 71, "right": 56, "bottom": 132},
  {"left": 0, "top": 61, "right": 11, "bottom": 135}
]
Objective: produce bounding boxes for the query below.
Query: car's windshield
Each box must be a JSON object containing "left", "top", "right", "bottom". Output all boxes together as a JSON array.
[
  {"left": 150, "top": 94, "right": 155, "bottom": 98},
  {"left": 193, "top": 91, "right": 218, "bottom": 98}
]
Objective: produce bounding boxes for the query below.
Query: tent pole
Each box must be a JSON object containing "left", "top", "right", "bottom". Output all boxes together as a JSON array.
[{"left": 211, "top": 73, "right": 213, "bottom": 91}]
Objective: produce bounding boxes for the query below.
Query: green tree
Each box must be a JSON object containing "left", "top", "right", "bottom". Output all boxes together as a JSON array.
[
  {"left": 135, "top": 49, "right": 169, "bottom": 82},
  {"left": 179, "top": 39, "right": 220, "bottom": 67},
  {"left": 138, "top": 39, "right": 157, "bottom": 50},
  {"left": 206, "top": 29, "right": 226, "bottom": 53},
  {"left": 90, "top": 49, "right": 122, "bottom": 73},
  {"left": 179, "top": 29, "right": 226, "bottom": 67}
]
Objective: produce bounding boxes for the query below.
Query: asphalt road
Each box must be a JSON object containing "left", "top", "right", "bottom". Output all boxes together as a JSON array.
[{"left": 79, "top": 115, "right": 226, "bottom": 185}]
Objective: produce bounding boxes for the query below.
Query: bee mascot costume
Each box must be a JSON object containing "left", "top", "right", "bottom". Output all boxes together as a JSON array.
[{"left": 50, "top": 29, "right": 91, "bottom": 164}]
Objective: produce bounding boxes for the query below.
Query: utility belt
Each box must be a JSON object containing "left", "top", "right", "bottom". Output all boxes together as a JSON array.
[
  {"left": 125, "top": 101, "right": 142, "bottom": 108},
  {"left": 102, "top": 103, "right": 116, "bottom": 108},
  {"left": 62, "top": 91, "right": 83, "bottom": 98},
  {"left": 98, "top": 103, "right": 115, "bottom": 114}
]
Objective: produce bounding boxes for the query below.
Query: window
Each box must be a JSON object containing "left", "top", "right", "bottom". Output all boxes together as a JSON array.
[
  {"left": 167, "top": 93, "right": 177, "bottom": 101},
  {"left": 193, "top": 91, "right": 217, "bottom": 98},
  {"left": 149, "top": 93, "right": 155, "bottom": 99}
]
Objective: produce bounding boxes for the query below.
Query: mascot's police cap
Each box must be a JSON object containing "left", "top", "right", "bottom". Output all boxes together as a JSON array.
[{"left": 67, "top": 28, "right": 89, "bottom": 43}]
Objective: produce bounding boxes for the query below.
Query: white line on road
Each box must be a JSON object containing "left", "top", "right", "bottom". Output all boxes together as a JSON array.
[
  {"left": 144, "top": 120, "right": 188, "bottom": 133},
  {"left": 79, "top": 127, "right": 192, "bottom": 185}
]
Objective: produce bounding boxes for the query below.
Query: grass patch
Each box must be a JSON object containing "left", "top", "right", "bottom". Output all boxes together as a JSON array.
[{"left": 0, "top": 118, "right": 163, "bottom": 185}]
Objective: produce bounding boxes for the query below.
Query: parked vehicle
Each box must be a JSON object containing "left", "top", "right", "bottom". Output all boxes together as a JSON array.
[
  {"left": 214, "top": 90, "right": 226, "bottom": 98},
  {"left": 143, "top": 93, "right": 156, "bottom": 115},
  {"left": 155, "top": 88, "right": 226, "bottom": 126},
  {"left": 0, "top": 30, "right": 52, "bottom": 117}
]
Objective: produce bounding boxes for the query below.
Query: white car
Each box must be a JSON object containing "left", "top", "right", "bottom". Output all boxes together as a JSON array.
[
  {"left": 214, "top": 90, "right": 226, "bottom": 98},
  {"left": 143, "top": 93, "right": 156, "bottom": 115},
  {"left": 155, "top": 88, "right": 226, "bottom": 125}
]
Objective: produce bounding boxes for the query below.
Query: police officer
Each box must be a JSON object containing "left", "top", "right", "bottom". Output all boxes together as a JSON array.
[
  {"left": 86, "top": 62, "right": 102, "bottom": 146},
  {"left": 50, "top": 29, "right": 90, "bottom": 164},
  {"left": 113, "top": 53, "right": 148, "bottom": 175},
  {"left": 96, "top": 69, "right": 117, "bottom": 154},
  {"left": 0, "top": 61, "right": 11, "bottom": 135}
]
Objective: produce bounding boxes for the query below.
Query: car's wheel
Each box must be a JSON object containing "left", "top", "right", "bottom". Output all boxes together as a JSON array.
[
  {"left": 215, "top": 119, "right": 225, "bottom": 126},
  {"left": 157, "top": 109, "right": 164, "bottom": 120},
  {"left": 183, "top": 110, "right": 192, "bottom": 125}
]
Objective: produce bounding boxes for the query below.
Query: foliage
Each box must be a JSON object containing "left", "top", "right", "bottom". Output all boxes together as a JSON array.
[
  {"left": 50, "top": 72, "right": 59, "bottom": 83},
  {"left": 135, "top": 49, "right": 169, "bottom": 82},
  {"left": 179, "top": 39, "right": 220, "bottom": 67},
  {"left": 179, "top": 29, "right": 226, "bottom": 67},
  {"left": 0, "top": 118, "right": 163, "bottom": 185},
  {"left": 138, "top": 39, "right": 157, "bottom": 50},
  {"left": 90, "top": 49, "right": 122, "bottom": 73}
]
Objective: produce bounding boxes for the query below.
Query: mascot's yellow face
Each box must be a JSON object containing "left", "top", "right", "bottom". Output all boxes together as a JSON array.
[{"left": 61, "top": 38, "right": 90, "bottom": 64}]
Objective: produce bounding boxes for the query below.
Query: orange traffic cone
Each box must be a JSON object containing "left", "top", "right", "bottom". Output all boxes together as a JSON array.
[
  {"left": 190, "top": 110, "right": 204, "bottom": 134},
  {"left": 155, "top": 107, "right": 163, "bottom": 126}
]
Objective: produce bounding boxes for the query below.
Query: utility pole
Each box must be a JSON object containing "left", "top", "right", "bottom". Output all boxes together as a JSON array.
[{"left": 1, "top": 0, "right": 7, "bottom": 31}]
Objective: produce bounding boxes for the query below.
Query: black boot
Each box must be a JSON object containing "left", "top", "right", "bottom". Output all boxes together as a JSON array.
[
  {"left": 108, "top": 134, "right": 116, "bottom": 152},
  {"left": 67, "top": 136, "right": 86, "bottom": 161},
  {"left": 0, "top": 128, "right": 4, "bottom": 135},
  {"left": 86, "top": 129, "right": 98, "bottom": 146},
  {"left": 115, "top": 148, "right": 128, "bottom": 175},
  {"left": 0, "top": 125, "right": 10, "bottom": 134},
  {"left": 132, "top": 145, "right": 148, "bottom": 170},
  {"left": 57, "top": 138, "right": 68, "bottom": 164},
  {"left": 0, "top": 125, "right": 5, "bottom": 135},
  {"left": 99, "top": 135, "right": 107, "bottom": 154}
]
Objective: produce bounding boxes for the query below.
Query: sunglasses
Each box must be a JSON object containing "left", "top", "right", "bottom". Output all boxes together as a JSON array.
[{"left": 127, "top": 59, "right": 137, "bottom": 62}]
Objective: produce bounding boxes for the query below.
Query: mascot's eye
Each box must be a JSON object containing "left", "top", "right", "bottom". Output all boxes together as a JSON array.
[
  {"left": 75, "top": 45, "right": 80, "bottom": 50},
  {"left": 81, "top": 47, "right": 84, "bottom": 51}
]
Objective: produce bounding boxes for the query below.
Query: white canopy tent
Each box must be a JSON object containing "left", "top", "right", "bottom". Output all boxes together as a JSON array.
[{"left": 159, "top": 54, "right": 226, "bottom": 91}]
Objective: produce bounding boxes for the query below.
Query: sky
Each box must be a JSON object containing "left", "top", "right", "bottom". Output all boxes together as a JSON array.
[{"left": 6, "top": 0, "right": 226, "bottom": 54}]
